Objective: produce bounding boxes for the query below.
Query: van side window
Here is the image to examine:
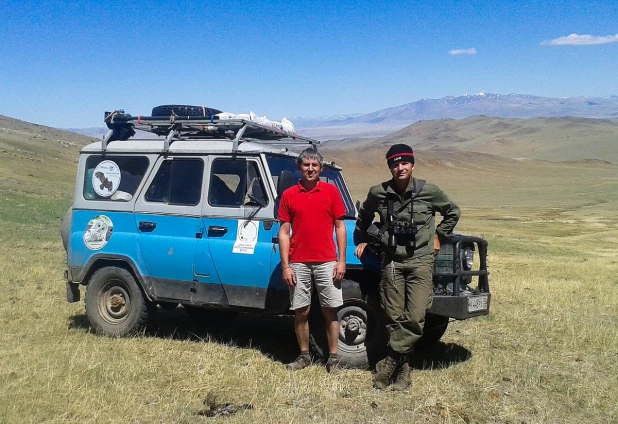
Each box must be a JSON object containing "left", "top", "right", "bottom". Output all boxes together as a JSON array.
[
  {"left": 83, "top": 156, "right": 149, "bottom": 201},
  {"left": 209, "top": 159, "right": 267, "bottom": 208},
  {"left": 145, "top": 158, "right": 204, "bottom": 206}
]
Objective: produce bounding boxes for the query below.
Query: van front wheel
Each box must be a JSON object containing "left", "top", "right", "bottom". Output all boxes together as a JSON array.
[{"left": 309, "top": 296, "right": 386, "bottom": 369}]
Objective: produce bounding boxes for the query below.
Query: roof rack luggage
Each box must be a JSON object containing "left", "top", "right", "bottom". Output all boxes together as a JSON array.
[{"left": 101, "top": 109, "right": 319, "bottom": 152}]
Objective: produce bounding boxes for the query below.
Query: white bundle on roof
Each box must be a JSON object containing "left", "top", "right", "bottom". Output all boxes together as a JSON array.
[
  {"left": 216, "top": 111, "right": 296, "bottom": 135},
  {"left": 281, "top": 117, "right": 295, "bottom": 134},
  {"left": 216, "top": 112, "right": 251, "bottom": 120}
]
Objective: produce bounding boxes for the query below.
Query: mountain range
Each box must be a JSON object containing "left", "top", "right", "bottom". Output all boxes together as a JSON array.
[
  {"left": 294, "top": 93, "right": 618, "bottom": 127},
  {"left": 321, "top": 115, "right": 618, "bottom": 164},
  {"left": 61, "top": 93, "right": 618, "bottom": 140},
  {"left": 290, "top": 93, "right": 618, "bottom": 139}
]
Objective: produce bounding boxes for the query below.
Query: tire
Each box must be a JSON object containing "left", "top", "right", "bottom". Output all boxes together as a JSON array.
[
  {"left": 60, "top": 205, "right": 72, "bottom": 252},
  {"left": 183, "top": 305, "right": 238, "bottom": 322},
  {"left": 84, "top": 267, "right": 150, "bottom": 336},
  {"left": 151, "top": 105, "right": 222, "bottom": 117},
  {"left": 416, "top": 313, "right": 450, "bottom": 349},
  {"left": 309, "top": 293, "right": 386, "bottom": 369}
]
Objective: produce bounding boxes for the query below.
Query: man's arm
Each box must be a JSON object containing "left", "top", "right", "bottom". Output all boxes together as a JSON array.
[
  {"left": 333, "top": 219, "right": 346, "bottom": 282},
  {"left": 354, "top": 189, "right": 380, "bottom": 243},
  {"left": 278, "top": 222, "right": 296, "bottom": 287},
  {"left": 432, "top": 187, "right": 461, "bottom": 239},
  {"left": 354, "top": 187, "right": 380, "bottom": 258}
]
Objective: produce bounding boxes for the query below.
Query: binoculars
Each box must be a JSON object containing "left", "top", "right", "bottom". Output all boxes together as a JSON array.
[{"left": 387, "top": 221, "right": 417, "bottom": 248}]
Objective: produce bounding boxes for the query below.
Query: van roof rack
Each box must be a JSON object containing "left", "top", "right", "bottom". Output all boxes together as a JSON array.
[{"left": 102, "top": 109, "right": 320, "bottom": 152}]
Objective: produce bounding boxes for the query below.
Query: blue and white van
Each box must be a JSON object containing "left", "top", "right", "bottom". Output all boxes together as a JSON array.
[{"left": 63, "top": 106, "right": 490, "bottom": 368}]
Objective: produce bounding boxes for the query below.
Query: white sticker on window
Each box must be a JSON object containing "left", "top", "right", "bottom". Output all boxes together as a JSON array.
[
  {"left": 233, "top": 220, "right": 258, "bottom": 254},
  {"left": 83, "top": 215, "right": 114, "bottom": 250},
  {"left": 92, "top": 160, "right": 121, "bottom": 197}
]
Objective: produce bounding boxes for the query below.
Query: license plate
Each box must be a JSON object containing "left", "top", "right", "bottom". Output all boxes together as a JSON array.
[{"left": 468, "top": 295, "right": 488, "bottom": 312}]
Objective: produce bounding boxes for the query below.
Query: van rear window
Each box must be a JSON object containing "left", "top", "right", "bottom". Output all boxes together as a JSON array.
[{"left": 83, "top": 155, "right": 149, "bottom": 202}]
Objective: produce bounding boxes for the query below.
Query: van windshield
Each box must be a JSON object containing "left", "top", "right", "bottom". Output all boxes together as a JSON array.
[{"left": 265, "top": 154, "right": 356, "bottom": 219}]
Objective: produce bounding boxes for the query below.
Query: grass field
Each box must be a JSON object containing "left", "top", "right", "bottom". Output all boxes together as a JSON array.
[{"left": 1, "top": 119, "right": 618, "bottom": 423}]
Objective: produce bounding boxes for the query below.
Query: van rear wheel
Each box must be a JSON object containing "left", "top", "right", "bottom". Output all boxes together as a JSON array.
[{"left": 85, "top": 267, "right": 150, "bottom": 336}]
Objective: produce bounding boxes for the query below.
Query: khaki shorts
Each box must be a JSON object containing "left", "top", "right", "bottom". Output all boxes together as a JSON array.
[{"left": 289, "top": 261, "right": 343, "bottom": 310}]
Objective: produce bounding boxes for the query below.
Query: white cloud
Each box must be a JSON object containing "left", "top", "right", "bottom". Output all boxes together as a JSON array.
[
  {"left": 541, "top": 33, "right": 618, "bottom": 46},
  {"left": 449, "top": 48, "right": 477, "bottom": 55}
]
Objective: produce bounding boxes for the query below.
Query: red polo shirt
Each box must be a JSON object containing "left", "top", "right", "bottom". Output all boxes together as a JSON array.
[{"left": 278, "top": 181, "right": 346, "bottom": 263}]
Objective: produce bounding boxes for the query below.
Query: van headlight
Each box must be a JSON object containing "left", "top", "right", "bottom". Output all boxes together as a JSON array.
[{"left": 462, "top": 247, "right": 474, "bottom": 270}]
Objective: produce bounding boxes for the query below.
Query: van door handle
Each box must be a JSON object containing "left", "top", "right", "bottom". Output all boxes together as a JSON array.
[
  {"left": 208, "top": 226, "right": 228, "bottom": 235},
  {"left": 139, "top": 221, "right": 156, "bottom": 230}
]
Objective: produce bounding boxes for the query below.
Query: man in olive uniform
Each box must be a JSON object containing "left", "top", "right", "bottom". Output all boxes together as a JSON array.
[{"left": 354, "top": 144, "right": 460, "bottom": 390}]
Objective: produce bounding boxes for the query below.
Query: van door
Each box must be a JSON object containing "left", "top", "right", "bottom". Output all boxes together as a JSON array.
[
  {"left": 134, "top": 156, "right": 220, "bottom": 303},
  {"left": 201, "top": 157, "right": 278, "bottom": 310}
]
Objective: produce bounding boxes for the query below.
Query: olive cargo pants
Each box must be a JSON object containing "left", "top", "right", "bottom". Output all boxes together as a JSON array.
[{"left": 380, "top": 253, "right": 434, "bottom": 354}]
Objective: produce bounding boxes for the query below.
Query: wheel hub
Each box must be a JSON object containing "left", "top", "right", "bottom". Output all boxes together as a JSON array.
[
  {"left": 100, "top": 284, "right": 131, "bottom": 322},
  {"left": 339, "top": 308, "right": 367, "bottom": 345},
  {"left": 109, "top": 293, "right": 126, "bottom": 310}
]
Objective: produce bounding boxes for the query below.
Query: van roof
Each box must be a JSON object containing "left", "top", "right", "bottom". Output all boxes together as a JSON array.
[
  {"left": 80, "top": 138, "right": 342, "bottom": 170},
  {"left": 81, "top": 137, "right": 297, "bottom": 156}
]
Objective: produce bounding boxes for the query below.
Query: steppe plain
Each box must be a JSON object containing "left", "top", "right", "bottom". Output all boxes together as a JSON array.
[{"left": 0, "top": 115, "right": 617, "bottom": 423}]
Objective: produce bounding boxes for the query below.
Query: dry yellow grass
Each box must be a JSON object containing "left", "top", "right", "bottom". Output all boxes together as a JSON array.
[
  {"left": 2, "top": 199, "right": 616, "bottom": 423},
  {"left": 1, "top": 134, "right": 618, "bottom": 422}
]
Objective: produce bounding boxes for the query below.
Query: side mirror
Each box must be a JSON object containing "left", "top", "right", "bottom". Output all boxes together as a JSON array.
[
  {"left": 245, "top": 177, "right": 267, "bottom": 208},
  {"left": 277, "top": 170, "right": 294, "bottom": 197}
]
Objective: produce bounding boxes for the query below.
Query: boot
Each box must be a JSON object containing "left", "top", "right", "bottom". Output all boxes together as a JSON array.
[
  {"left": 373, "top": 352, "right": 399, "bottom": 390},
  {"left": 325, "top": 354, "right": 342, "bottom": 375},
  {"left": 286, "top": 352, "right": 312, "bottom": 371},
  {"left": 391, "top": 355, "right": 411, "bottom": 391}
]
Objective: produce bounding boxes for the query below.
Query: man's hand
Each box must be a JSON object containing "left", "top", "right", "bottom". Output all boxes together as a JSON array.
[
  {"left": 354, "top": 242, "right": 368, "bottom": 259},
  {"left": 282, "top": 266, "right": 296, "bottom": 287},
  {"left": 433, "top": 234, "right": 441, "bottom": 256},
  {"left": 333, "top": 260, "right": 346, "bottom": 283},
  {"left": 334, "top": 219, "right": 346, "bottom": 283}
]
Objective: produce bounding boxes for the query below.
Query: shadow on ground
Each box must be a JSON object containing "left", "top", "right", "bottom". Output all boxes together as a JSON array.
[
  {"left": 68, "top": 307, "right": 471, "bottom": 370},
  {"left": 68, "top": 306, "right": 298, "bottom": 364},
  {"left": 412, "top": 342, "right": 472, "bottom": 370}
]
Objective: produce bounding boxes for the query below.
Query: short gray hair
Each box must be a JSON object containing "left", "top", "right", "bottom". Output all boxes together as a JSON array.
[{"left": 296, "top": 145, "right": 323, "bottom": 168}]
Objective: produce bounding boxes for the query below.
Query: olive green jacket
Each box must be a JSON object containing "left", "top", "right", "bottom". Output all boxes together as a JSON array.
[{"left": 354, "top": 177, "right": 460, "bottom": 258}]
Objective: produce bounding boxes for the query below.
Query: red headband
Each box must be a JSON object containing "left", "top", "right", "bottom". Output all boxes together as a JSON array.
[{"left": 387, "top": 152, "right": 414, "bottom": 161}]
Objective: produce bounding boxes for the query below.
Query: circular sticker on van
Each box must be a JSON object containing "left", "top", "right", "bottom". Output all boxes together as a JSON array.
[
  {"left": 238, "top": 221, "right": 258, "bottom": 243},
  {"left": 92, "top": 160, "right": 121, "bottom": 197},
  {"left": 83, "top": 215, "right": 114, "bottom": 250}
]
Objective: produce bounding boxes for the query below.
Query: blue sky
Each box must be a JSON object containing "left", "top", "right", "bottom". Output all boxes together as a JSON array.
[{"left": 0, "top": 0, "right": 617, "bottom": 128}]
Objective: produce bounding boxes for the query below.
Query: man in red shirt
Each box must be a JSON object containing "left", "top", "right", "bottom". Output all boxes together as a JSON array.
[{"left": 278, "top": 146, "right": 347, "bottom": 373}]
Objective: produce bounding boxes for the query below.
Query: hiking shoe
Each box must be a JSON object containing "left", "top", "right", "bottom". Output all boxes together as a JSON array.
[
  {"left": 286, "top": 353, "right": 312, "bottom": 371},
  {"left": 373, "top": 353, "right": 399, "bottom": 390},
  {"left": 391, "top": 360, "right": 411, "bottom": 391},
  {"left": 325, "top": 355, "right": 343, "bottom": 375}
]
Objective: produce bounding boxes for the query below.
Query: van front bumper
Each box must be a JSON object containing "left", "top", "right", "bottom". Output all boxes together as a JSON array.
[{"left": 430, "top": 292, "right": 491, "bottom": 320}]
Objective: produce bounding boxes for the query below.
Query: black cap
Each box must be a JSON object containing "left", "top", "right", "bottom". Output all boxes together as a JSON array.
[{"left": 386, "top": 144, "right": 414, "bottom": 167}]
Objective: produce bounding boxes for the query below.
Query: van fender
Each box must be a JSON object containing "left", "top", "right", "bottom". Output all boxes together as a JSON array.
[{"left": 71, "top": 254, "right": 155, "bottom": 301}]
